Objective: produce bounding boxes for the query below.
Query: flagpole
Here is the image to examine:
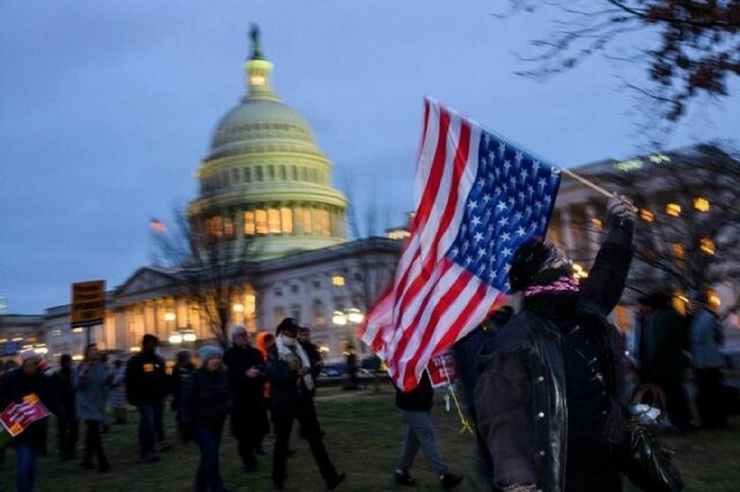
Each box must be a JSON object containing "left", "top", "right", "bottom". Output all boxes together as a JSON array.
[{"left": 560, "top": 168, "right": 615, "bottom": 198}]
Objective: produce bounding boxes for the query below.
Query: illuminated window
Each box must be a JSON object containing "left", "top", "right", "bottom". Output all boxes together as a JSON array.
[
  {"left": 693, "top": 197, "right": 710, "bottom": 212},
  {"left": 332, "top": 276, "right": 345, "bottom": 287},
  {"left": 700, "top": 238, "right": 715, "bottom": 255},
  {"left": 666, "top": 203, "right": 681, "bottom": 217},
  {"left": 267, "top": 208, "right": 281, "bottom": 234},
  {"left": 244, "top": 211, "right": 255, "bottom": 236},
  {"left": 639, "top": 209, "right": 654, "bottom": 222},
  {"left": 280, "top": 208, "right": 293, "bottom": 234},
  {"left": 672, "top": 243, "right": 686, "bottom": 260},
  {"left": 314, "top": 208, "right": 331, "bottom": 236},
  {"left": 591, "top": 217, "right": 602, "bottom": 231},
  {"left": 255, "top": 209, "right": 268, "bottom": 234},
  {"left": 209, "top": 217, "right": 223, "bottom": 237},
  {"left": 299, "top": 208, "right": 312, "bottom": 234}
]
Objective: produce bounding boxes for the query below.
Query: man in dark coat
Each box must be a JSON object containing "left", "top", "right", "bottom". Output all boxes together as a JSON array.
[
  {"left": 266, "top": 317, "right": 345, "bottom": 491},
  {"left": 125, "top": 334, "right": 168, "bottom": 463},
  {"left": 476, "top": 195, "right": 635, "bottom": 492},
  {"left": 635, "top": 292, "right": 692, "bottom": 432},
  {"left": 223, "top": 325, "right": 267, "bottom": 472},
  {"left": 55, "top": 353, "right": 78, "bottom": 460},
  {"left": 1, "top": 350, "right": 58, "bottom": 492}
]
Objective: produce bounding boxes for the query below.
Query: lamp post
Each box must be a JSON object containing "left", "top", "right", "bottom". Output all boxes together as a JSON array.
[
  {"left": 331, "top": 308, "right": 365, "bottom": 356},
  {"left": 233, "top": 303, "right": 245, "bottom": 325}
]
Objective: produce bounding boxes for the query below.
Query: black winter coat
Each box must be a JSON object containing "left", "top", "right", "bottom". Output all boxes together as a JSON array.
[
  {"left": 224, "top": 345, "right": 265, "bottom": 409},
  {"left": 265, "top": 344, "right": 315, "bottom": 418},
  {"left": 475, "top": 223, "right": 633, "bottom": 492},
  {"left": 395, "top": 371, "right": 434, "bottom": 412},
  {"left": 180, "top": 368, "right": 230, "bottom": 428},
  {"left": 125, "top": 350, "right": 167, "bottom": 406}
]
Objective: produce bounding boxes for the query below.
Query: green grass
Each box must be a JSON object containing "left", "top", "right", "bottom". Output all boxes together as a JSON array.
[{"left": 2, "top": 386, "right": 739, "bottom": 491}]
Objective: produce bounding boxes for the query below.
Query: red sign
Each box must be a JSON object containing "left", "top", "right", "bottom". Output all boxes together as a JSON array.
[
  {"left": 0, "top": 393, "right": 51, "bottom": 437},
  {"left": 427, "top": 351, "right": 457, "bottom": 388}
]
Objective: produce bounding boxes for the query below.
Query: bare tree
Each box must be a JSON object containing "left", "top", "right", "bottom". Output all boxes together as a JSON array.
[
  {"left": 152, "top": 207, "right": 259, "bottom": 349},
  {"left": 591, "top": 144, "right": 740, "bottom": 299},
  {"left": 498, "top": 1, "right": 739, "bottom": 132}
]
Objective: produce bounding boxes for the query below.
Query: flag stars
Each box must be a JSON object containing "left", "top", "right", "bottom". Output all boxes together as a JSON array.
[
  {"left": 467, "top": 200, "right": 478, "bottom": 211},
  {"left": 473, "top": 231, "right": 484, "bottom": 243}
]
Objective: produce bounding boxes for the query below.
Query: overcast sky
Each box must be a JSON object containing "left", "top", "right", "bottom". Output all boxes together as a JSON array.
[{"left": 1, "top": 1, "right": 737, "bottom": 314}]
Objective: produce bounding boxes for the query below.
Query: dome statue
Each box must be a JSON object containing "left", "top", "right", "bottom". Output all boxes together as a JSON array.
[{"left": 188, "top": 28, "right": 348, "bottom": 261}]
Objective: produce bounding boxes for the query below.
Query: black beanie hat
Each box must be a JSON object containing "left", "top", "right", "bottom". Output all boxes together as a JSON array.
[
  {"left": 277, "top": 317, "right": 300, "bottom": 335},
  {"left": 509, "top": 238, "right": 553, "bottom": 292}
]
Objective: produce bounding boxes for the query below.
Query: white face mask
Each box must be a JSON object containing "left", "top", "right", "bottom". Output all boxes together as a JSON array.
[{"left": 281, "top": 334, "right": 297, "bottom": 346}]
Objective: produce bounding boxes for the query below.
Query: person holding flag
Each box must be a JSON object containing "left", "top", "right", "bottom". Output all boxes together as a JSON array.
[
  {"left": 475, "top": 195, "right": 636, "bottom": 492},
  {"left": 0, "top": 350, "right": 57, "bottom": 492},
  {"left": 359, "top": 98, "right": 563, "bottom": 393}
]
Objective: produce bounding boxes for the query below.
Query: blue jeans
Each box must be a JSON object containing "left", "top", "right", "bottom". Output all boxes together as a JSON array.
[
  {"left": 194, "top": 425, "right": 228, "bottom": 492},
  {"left": 137, "top": 401, "right": 162, "bottom": 458},
  {"left": 14, "top": 444, "right": 37, "bottom": 492},
  {"left": 396, "top": 410, "right": 448, "bottom": 476}
]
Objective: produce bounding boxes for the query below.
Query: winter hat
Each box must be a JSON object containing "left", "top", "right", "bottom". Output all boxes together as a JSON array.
[
  {"left": 229, "top": 325, "right": 247, "bottom": 340},
  {"left": 276, "top": 317, "right": 300, "bottom": 335},
  {"left": 20, "top": 349, "right": 39, "bottom": 363},
  {"left": 198, "top": 344, "right": 223, "bottom": 364},
  {"left": 509, "top": 238, "right": 554, "bottom": 292},
  {"left": 176, "top": 350, "right": 192, "bottom": 363}
]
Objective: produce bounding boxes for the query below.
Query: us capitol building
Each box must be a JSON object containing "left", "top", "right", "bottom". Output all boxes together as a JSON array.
[
  {"left": 2, "top": 30, "right": 737, "bottom": 364},
  {"left": 17, "top": 30, "right": 404, "bottom": 363}
]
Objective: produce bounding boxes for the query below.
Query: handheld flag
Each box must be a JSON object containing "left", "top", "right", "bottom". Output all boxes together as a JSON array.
[{"left": 360, "top": 98, "right": 561, "bottom": 391}]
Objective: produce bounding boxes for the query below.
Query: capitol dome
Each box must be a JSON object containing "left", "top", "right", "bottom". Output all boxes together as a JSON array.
[{"left": 188, "top": 28, "right": 348, "bottom": 261}]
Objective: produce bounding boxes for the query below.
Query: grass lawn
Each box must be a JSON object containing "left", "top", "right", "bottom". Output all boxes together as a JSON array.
[{"left": 2, "top": 385, "right": 738, "bottom": 491}]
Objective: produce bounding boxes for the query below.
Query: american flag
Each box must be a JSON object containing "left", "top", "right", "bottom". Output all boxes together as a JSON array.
[{"left": 359, "top": 98, "right": 561, "bottom": 391}]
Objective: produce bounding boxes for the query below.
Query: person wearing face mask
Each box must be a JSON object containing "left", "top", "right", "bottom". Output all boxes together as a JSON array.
[
  {"left": 266, "top": 317, "right": 346, "bottom": 491},
  {"left": 475, "top": 195, "right": 636, "bottom": 492},
  {"left": 181, "top": 345, "right": 231, "bottom": 492}
]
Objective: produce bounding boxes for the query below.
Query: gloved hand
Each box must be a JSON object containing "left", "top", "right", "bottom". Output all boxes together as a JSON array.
[{"left": 606, "top": 194, "right": 636, "bottom": 228}]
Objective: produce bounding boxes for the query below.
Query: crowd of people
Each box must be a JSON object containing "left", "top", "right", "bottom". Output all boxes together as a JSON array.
[{"left": 0, "top": 193, "right": 735, "bottom": 492}]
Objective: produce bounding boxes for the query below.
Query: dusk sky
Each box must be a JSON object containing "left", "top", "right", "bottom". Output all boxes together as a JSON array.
[{"left": 1, "top": 1, "right": 737, "bottom": 314}]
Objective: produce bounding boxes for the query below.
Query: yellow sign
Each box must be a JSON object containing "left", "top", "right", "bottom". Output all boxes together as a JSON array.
[{"left": 71, "top": 280, "right": 106, "bottom": 327}]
